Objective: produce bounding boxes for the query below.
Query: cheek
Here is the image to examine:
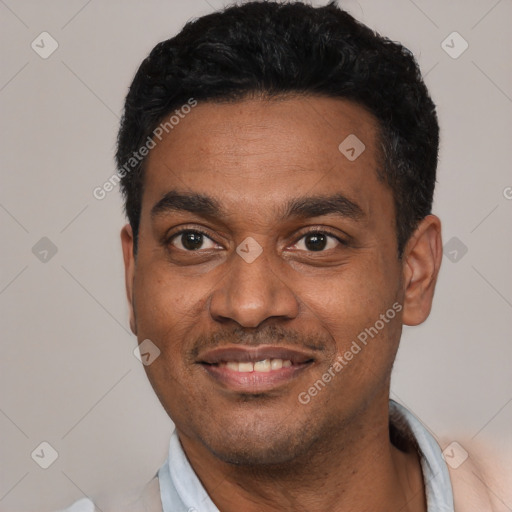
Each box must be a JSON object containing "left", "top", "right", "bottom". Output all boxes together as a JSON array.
[
  {"left": 297, "top": 260, "right": 399, "bottom": 338},
  {"left": 295, "top": 260, "right": 402, "bottom": 396},
  {"left": 132, "top": 261, "right": 230, "bottom": 387},
  {"left": 133, "top": 261, "right": 207, "bottom": 335},
  {"left": 132, "top": 265, "right": 206, "bottom": 418}
]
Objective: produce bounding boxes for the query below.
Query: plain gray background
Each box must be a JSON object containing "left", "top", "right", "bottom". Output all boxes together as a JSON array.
[{"left": 1, "top": 0, "right": 511, "bottom": 510}]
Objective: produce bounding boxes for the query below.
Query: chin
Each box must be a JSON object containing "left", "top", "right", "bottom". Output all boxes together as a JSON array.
[
  {"left": 199, "top": 420, "right": 317, "bottom": 467},
  {"left": 210, "top": 441, "right": 304, "bottom": 466}
]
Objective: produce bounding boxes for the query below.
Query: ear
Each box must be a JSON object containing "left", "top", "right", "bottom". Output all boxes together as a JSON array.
[
  {"left": 121, "top": 224, "right": 137, "bottom": 335},
  {"left": 401, "top": 215, "right": 443, "bottom": 326}
]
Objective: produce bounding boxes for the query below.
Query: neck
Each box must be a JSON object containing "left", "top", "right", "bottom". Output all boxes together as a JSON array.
[{"left": 177, "top": 399, "right": 426, "bottom": 512}]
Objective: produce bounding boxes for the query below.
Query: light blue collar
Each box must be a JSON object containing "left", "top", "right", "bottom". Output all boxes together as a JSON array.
[
  {"left": 389, "top": 400, "right": 454, "bottom": 511},
  {"left": 158, "top": 430, "right": 220, "bottom": 512}
]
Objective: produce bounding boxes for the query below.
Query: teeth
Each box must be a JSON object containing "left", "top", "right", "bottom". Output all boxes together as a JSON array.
[
  {"left": 238, "top": 362, "right": 253, "bottom": 372},
  {"left": 270, "top": 358, "right": 283, "bottom": 370},
  {"left": 254, "top": 359, "right": 271, "bottom": 372},
  {"left": 220, "top": 359, "right": 293, "bottom": 372}
]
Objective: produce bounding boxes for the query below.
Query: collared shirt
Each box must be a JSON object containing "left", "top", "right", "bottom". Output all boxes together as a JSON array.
[{"left": 61, "top": 400, "right": 454, "bottom": 511}]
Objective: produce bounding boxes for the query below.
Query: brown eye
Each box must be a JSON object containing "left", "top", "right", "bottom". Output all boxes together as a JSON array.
[
  {"left": 293, "top": 231, "right": 343, "bottom": 252},
  {"left": 169, "top": 230, "right": 218, "bottom": 251},
  {"left": 304, "top": 233, "right": 328, "bottom": 251}
]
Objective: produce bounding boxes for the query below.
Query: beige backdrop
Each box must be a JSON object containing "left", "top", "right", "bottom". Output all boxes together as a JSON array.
[{"left": 1, "top": 0, "right": 511, "bottom": 510}]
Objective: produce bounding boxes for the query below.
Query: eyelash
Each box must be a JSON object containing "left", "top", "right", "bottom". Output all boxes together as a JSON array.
[{"left": 165, "top": 226, "right": 348, "bottom": 252}]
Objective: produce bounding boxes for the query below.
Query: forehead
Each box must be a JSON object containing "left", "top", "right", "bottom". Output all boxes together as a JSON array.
[{"left": 142, "top": 96, "right": 388, "bottom": 221}]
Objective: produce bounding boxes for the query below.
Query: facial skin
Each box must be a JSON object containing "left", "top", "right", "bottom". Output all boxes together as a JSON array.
[{"left": 121, "top": 95, "right": 442, "bottom": 511}]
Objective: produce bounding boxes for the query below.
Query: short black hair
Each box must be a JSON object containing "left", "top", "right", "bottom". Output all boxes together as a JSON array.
[{"left": 117, "top": 0, "right": 439, "bottom": 257}]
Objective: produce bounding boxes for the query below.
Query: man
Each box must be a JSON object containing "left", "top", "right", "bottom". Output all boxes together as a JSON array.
[{"left": 62, "top": 1, "right": 504, "bottom": 511}]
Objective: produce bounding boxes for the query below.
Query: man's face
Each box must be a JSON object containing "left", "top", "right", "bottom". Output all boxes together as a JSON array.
[{"left": 124, "top": 96, "right": 407, "bottom": 465}]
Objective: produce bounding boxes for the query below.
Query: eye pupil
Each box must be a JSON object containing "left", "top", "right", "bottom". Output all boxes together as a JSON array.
[
  {"left": 182, "top": 232, "right": 203, "bottom": 250},
  {"left": 305, "top": 233, "right": 327, "bottom": 251}
]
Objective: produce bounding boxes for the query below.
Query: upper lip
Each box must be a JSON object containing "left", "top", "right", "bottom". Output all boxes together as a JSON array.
[{"left": 197, "top": 345, "right": 316, "bottom": 365}]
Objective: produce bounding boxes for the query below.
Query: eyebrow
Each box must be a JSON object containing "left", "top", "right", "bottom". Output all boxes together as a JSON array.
[{"left": 150, "top": 189, "right": 365, "bottom": 222}]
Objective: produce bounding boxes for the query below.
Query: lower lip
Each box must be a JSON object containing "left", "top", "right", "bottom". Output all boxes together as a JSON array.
[{"left": 199, "top": 363, "right": 312, "bottom": 393}]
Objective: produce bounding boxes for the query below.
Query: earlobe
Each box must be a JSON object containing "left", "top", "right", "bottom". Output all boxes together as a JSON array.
[
  {"left": 401, "top": 215, "right": 443, "bottom": 326},
  {"left": 121, "top": 224, "right": 137, "bottom": 335}
]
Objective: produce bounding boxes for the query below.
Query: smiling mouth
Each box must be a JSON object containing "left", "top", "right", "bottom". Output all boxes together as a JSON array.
[
  {"left": 197, "top": 345, "right": 316, "bottom": 392},
  {"left": 214, "top": 358, "right": 293, "bottom": 372}
]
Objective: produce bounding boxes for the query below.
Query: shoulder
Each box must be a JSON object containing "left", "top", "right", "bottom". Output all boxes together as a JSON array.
[
  {"left": 441, "top": 437, "right": 512, "bottom": 512},
  {"left": 58, "top": 477, "right": 162, "bottom": 512},
  {"left": 57, "top": 498, "right": 98, "bottom": 512}
]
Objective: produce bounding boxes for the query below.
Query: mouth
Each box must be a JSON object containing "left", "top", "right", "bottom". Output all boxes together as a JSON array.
[{"left": 196, "top": 345, "right": 316, "bottom": 393}]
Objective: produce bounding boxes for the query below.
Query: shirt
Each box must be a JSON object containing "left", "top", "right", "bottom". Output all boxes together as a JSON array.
[{"left": 61, "top": 399, "right": 455, "bottom": 511}]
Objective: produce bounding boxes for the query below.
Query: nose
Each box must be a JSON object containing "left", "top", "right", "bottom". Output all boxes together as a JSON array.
[{"left": 208, "top": 241, "right": 299, "bottom": 328}]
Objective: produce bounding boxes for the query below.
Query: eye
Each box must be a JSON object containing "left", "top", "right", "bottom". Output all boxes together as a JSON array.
[
  {"left": 168, "top": 229, "right": 219, "bottom": 251},
  {"left": 292, "top": 231, "right": 344, "bottom": 252}
]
